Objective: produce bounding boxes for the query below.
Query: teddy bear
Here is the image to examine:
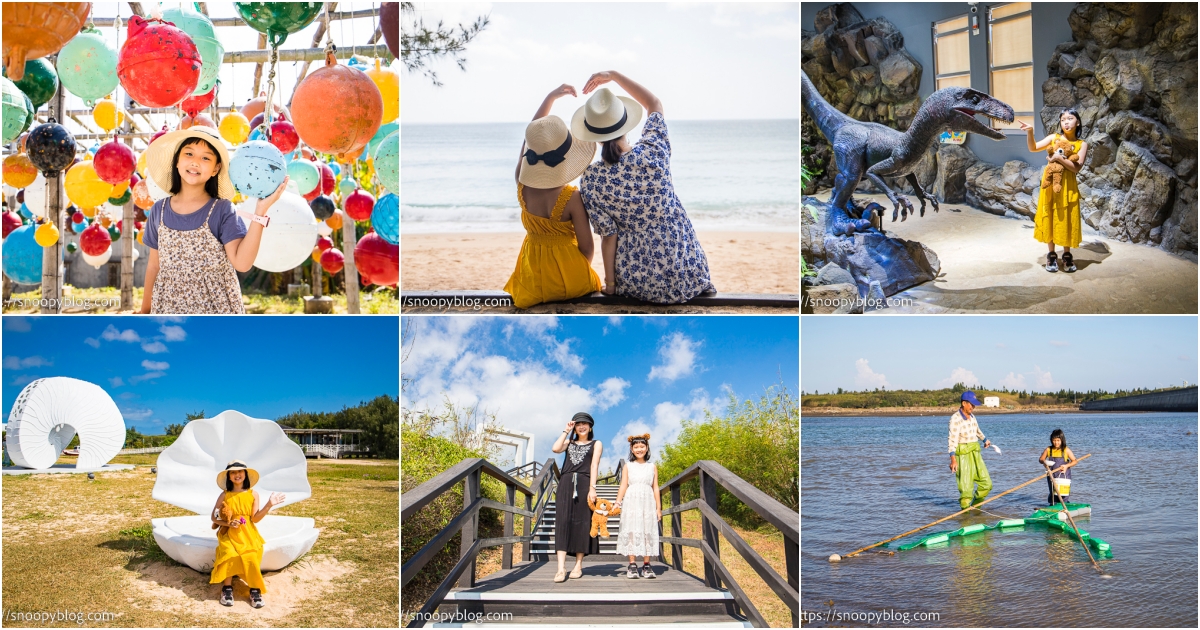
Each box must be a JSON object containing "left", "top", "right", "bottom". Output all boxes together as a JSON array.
[
  {"left": 588, "top": 496, "right": 621, "bottom": 538},
  {"left": 1042, "top": 135, "right": 1080, "bottom": 194},
  {"left": 211, "top": 504, "right": 245, "bottom": 537}
]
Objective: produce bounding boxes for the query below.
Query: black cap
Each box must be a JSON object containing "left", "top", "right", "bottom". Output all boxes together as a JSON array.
[{"left": 571, "top": 412, "right": 594, "bottom": 425}]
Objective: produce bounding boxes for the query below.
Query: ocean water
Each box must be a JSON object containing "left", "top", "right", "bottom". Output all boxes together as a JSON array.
[
  {"left": 802, "top": 412, "right": 1198, "bottom": 627},
  {"left": 400, "top": 119, "right": 799, "bottom": 233}
]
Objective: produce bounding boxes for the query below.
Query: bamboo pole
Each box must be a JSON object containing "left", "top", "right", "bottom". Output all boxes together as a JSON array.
[
  {"left": 90, "top": 8, "right": 380, "bottom": 28},
  {"left": 832, "top": 453, "right": 1092, "bottom": 561},
  {"left": 1046, "top": 461, "right": 1107, "bottom": 575},
  {"left": 120, "top": 93, "right": 136, "bottom": 311}
]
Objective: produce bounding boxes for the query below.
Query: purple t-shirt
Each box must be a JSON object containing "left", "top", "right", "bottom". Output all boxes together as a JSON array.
[{"left": 143, "top": 197, "right": 247, "bottom": 250}]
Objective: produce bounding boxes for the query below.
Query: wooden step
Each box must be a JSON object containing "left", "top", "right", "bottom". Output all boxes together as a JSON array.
[{"left": 432, "top": 614, "right": 751, "bottom": 627}]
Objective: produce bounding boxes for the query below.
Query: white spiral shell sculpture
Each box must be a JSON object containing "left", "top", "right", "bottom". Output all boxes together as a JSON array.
[
  {"left": 150, "top": 410, "right": 319, "bottom": 572},
  {"left": 6, "top": 377, "right": 126, "bottom": 469}
]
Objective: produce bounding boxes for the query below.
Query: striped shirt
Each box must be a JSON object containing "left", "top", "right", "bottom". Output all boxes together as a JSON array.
[{"left": 948, "top": 409, "right": 986, "bottom": 453}]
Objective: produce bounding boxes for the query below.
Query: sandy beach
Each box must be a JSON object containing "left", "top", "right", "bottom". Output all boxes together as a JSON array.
[
  {"left": 809, "top": 192, "right": 1198, "bottom": 313},
  {"left": 401, "top": 231, "right": 799, "bottom": 295}
]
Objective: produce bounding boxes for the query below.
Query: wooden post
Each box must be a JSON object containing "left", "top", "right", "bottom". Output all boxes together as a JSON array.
[
  {"left": 522, "top": 490, "right": 533, "bottom": 563},
  {"left": 342, "top": 218, "right": 360, "bottom": 313},
  {"left": 502, "top": 483, "right": 515, "bottom": 570},
  {"left": 786, "top": 536, "right": 799, "bottom": 627},
  {"left": 699, "top": 469, "right": 721, "bottom": 589},
  {"left": 458, "top": 468, "right": 479, "bottom": 589},
  {"left": 120, "top": 94, "right": 136, "bottom": 311},
  {"left": 40, "top": 72, "right": 66, "bottom": 314},
  {"left": 670, "top": 485, "right": 683, "bottom": 571},
  {"left": 312, "top": 258, "right": 323, "bottom": 298}
]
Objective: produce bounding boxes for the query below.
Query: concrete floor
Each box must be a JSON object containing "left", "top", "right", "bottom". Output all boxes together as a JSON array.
[{"left": 813, "top": 192, "right": 1198, "bottom": 314}]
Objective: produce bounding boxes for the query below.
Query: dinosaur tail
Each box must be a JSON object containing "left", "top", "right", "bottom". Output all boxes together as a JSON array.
[{"left": 802, "top": 69, "right": 857, "bottom": 145}]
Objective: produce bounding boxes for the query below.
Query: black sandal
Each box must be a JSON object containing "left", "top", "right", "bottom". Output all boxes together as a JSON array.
[
  {"left": 1061, "top": 251, "right": 1076, "bottom": 273},
  {"left": 250, "top": 588, "right": 264, "bottom": 609},
  {"left": 220, "top": 585, "right": 233, "bottom": 607},
  {"left": 1045, "top": 251, "right": 1059, "bottom": 273}
]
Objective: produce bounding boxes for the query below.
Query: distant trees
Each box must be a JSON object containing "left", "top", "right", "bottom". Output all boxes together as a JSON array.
[
  {"left": 277, "top": 395, "right": 399, "bottom": 459},
  {"left": 401, "top": 2, "right": 490, "bottom": 86},
  {"left": 801, "top": 384, "right": 1188, "bottom": 408}
]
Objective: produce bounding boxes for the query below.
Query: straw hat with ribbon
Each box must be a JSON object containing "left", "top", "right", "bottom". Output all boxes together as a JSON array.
[
  {"left": 571, "top": 87, "right": 644, "bottom": 143},
  {"left": 215, "top": 460, "right": 260, "bottom": 490},
  {"left": 519, "top": 116, "right": 596, "bottom": 189},
  {"left": 145, "top": 126, "right": 237, "bottom": 200}
]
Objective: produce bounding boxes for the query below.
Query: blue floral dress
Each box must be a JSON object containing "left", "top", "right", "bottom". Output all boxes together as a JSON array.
[{"left": 579, "top": 112, "right": 715, "bottom": 303}]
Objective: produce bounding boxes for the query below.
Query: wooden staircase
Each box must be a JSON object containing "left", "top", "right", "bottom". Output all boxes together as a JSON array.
[{"left": 528, "top": 483, "right": 623, "bottom": 561}]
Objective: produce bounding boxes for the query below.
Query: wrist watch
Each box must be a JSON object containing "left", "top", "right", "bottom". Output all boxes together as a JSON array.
[{"left": 236, "top": 209, "right": 270, "bottom": 227}]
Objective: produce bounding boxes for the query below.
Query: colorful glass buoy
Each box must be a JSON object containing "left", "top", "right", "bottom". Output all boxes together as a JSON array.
[
  {"left": 34, "top": 220, "right": 60, "bottom": 247},
  {"left": 72, "top": 216, "right": 89, "bottom": 233},
  {"left": 2, "top": 210, "right": 23, "bottom": 239},
  {"left": 381, "top": 2, "right": 399, "bottom": 59},
  {"left": 316, "top": 235, "right": 333, "bottom": 252},
  {"left": 291, "top": 51, "right": 383, "bottom": 158},
  {"left": 93, "top": 138, "right": 136, "bottom": 185},
  {"left": 179, "top": 113, "right": 217, "bottom": 130},
  {"left": 219, "top": 110, "right": 251, "bottom": 145},
  {"left": 131, "top": 179, "right": 154, "bottom": 209},
  {"left": 326, "top": 208, "right": 344, "bottom": 231},
  {"left": 26, "top": 118, "right": 76, "bottom": 175},
  {"left": 81, "top": 243, "right": 112, "bottom": 268},
  {"left": 1, "top": 75, "right": 31, "bottom": 144},
  {"left": 1, "top": 2, "right": 91, "bottom": 82},
  {"left": 65, "top": 162, "right": 115, "bottom": 209},
  {"left": 344, "top": 189, "right": 375, "bottom": 222},
  {"left": 3, "top": 153, "right": 38, "bottom": 189},
  {"left": 242, "top": 190, "right": 318, "bottom": 272},
  {"left": 179, "top": 83, "right": 218, "bottom": 118},
  {"left": 162, "top": 4, "right": 223, "bottom": 95},
  {"left": 4, "top": 58, "right": 58, "bottom": 109},
  {"left": 79, "top": 221, "right": 112, "bottom": 256},
  {"left": 66, "top": 241, "right": 78, "bottom": 254},
  {"left": 365, "top": 58, "right": 399, "bottom": 125},
  {"left": 56, "top": 24, "right": 119, "bottom": 106},
  {"left": 92, "top": 97, "right": 126, "bottom": 133},
  {"left": 229, "top": 141, "right": 286, "bottom": 199},
  {"left": 2, "top": 224, "right": 48, "bottom": 283},
  {"left": 354, "top": 232, "right": 398, "bottom": 286},
  {"left": 338, "top": 178, "right": 356, "bottom": 197},
  {"left": 310, "top": 194, "right": 335, "bottom": 220},
  {"left": 268, "top": 120, "right": 299, "bottom": 154},
  {"left": 108, "top": 224, "right": 120, "bottom": 242},
  {"left": 240, "top": 91, "right": 289, "bottom": 122},
  {"left": 117, "top": 16, "right": 202, "bottom": 108},
  {"left": 234, "top": 2, "right": 322, "bottom": 48},
  {"left": 286, "top": 159, "right": 319, "bottom": 195},
  {"left": 318, "top": 162, "right": 336, "bottom": 195},
  {"left": 108, "top": 187, "right": 132, "bottom": 206},
  {"left": 319, "top": 247, "right": 344, "bottom": 274},
  {"left": 373, "top": 193, "right": 398, "bottom": 245},
  {"left": 374, "top": 130, "right": 398, "bottom": 193}
]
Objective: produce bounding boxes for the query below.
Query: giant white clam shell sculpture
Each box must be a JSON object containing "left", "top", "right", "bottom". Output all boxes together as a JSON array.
[
  {"left": 6, "top": 377, "right": 126, "bottom": 470},
  {"left": 151, "top": 410, "right": 319, "bottom": 572}
]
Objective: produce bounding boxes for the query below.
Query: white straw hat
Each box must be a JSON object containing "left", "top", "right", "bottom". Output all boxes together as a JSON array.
[
  {"left": 571, "top": 88, "right": 643, "bottom": 142},
  {"left": 518, "top": 116, "right": 597, "bottom": 189},
  {"left": 215, "top": 460, "right": 260, "bottom": 489},
  {"left": 145, "top": 126, "right": 236, "bottom": 200}
]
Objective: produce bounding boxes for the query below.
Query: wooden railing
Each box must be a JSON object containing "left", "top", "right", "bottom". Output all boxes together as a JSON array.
[
  {"left": 505, "top": 460, "right": 542, "bottom": 479},
  {"left": 596, "top": 458, "right": 625, "bottom": 485},
  {"left": 117, "top": 446, "right": 167, "bottom": 454},
  {"left": 401, "top": 457, "right": 560, "bottom": 628},
  {"left": 659, "top": 460, "right": 799, "bottom": 628}
]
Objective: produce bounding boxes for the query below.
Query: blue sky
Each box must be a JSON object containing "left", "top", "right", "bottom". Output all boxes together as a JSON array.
[
  {"left": 401, "top": 2, "right": 800, "bottom": 123},
  {"left": 3, "top": 316, "right": 399, "bottom": 433},
  {"left": 801, "top": 316, "right": 1199, "bottom": 393},
  {"left": 402, "top": 316, "right": 798, "bottom": 471}
]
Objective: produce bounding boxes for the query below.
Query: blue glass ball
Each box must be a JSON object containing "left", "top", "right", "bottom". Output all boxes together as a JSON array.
[
  {"left": 18, "top": 202, "right": 31, "bottom": 219},
  {"left": 2, "top": 224, "right": 47, "bottom": 284},
  {"left": 229, "top": 140, "right": 286, "bottom": 199},
  {"left": 72, "top": 217, "right": 89, "bottom": 233},
  {"left": 372, "top": 193, "right": 398, "bottom": 245}
]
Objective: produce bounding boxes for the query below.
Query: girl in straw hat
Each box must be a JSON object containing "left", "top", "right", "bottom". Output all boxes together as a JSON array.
[
  {"left": 574, "top": 71, "right": 715, "bottom": 303},
  {"left": 210, "top": 460, "right": 286, "bottom": 608},
  {"left": 504, "top": 84, "right": 603, "bottom": 308},
  {"left": 138, "top": 126, "right": 289, "bottom": 314}
]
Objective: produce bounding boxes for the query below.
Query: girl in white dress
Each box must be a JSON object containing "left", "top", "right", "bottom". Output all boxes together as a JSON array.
[{"left": 614, "top": 433, "right": 662, "bottom": 579}]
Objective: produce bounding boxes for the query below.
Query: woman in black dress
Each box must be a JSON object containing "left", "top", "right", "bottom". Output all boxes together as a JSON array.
[{"left": 550, "top": 412, "right": 603, "bottom": 582}]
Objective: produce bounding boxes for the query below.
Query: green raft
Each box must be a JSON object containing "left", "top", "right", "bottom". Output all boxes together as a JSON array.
[{"left": 886, "top": 503, "right": 1112, "bottom": 557}]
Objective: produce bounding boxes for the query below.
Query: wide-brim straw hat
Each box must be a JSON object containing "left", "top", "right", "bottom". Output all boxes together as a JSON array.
[
  {"left": 145, "top": 126, "right": 236, "bottom": 200},
  {"left": 519, "top": 116, "right": 596, "bottom": 189},
  {"left": 571, "top": 87, "right": 644, "bottom": 142},
  {"left": 215, "top": 460, "right": 260, "bottom": 489}
]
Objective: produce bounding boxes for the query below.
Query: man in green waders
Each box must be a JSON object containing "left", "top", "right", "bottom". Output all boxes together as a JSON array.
[{"left": 949, "top": 391, "right": 992, "bottom": 509}]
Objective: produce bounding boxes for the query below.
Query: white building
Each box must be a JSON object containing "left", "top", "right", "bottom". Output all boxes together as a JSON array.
[{"left": 983, "top": 396, "right": 1001, "bottom": 408}]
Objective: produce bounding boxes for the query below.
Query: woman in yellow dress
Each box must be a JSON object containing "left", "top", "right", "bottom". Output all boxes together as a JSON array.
[
  {"left": 209, "top": 461, "right": 285, "bottom": 608},
  {"left": 1019, "top": 109, "right": 1089, "bottom": 273},
  {"left": 504, "top": 84, "right": 602, "bottom": 308}
]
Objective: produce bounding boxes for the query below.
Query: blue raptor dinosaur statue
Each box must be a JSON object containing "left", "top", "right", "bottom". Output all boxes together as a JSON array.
[{"left": 803, "top": 69, "right": 1015, "bottom": 235}]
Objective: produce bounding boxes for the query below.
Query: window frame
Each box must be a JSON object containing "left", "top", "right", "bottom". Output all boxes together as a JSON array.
[
  {"left": 932, "top": 14, "right": 972, "bottom": 92},
  {"left": 987, "top": 2, "right": 1035, "bottom": 134}
]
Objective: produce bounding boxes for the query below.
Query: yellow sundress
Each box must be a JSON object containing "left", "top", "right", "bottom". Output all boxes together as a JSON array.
[
  {"left": 209, "top": 489, "right": 267, "bottom": 592},
  {"left": 504, "top": 184, "right": 602, "bottom": 308},
  {"left": 1034, "top": 133, "right": 1083, "bottom": 249}
]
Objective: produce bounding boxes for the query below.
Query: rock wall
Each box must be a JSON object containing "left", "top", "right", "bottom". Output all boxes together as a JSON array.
[
  {"left": 801, "top": 3, "right": 929, "bottom": 195},
  {"left": 1044, "top": 2, "right": 1197, "bottom": 257}
]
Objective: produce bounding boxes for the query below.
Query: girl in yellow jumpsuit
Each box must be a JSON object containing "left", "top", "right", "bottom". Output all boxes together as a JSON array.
[{"left": 209, "top": 461, "right": 285, "bottom": 608}]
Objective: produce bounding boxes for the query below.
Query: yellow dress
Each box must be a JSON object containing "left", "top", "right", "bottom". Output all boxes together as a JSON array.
[
  {"left": 209, "top": 489, "right": 268, "bottom": 592},
  {"left": 504, "top": 184, "right": 602, "bottom": 309},
  {"left": 1034, "top": 133, "right": 1083, "bottom": 248}
]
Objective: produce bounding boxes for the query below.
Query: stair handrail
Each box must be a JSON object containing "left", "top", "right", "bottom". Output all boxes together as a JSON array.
[
  {"left": 504, "top": 459, "right": 543, "bottom": 479},
  {"left": 596, "top": 457, "right": 625, "bottom": 485},
  {"left": 659, "top": 460, "right": 799, "bottom": 628},
  {"left": 401, "top": 457, "right": 540, "bottom": 628},
  {"left": 524, "top": 457, "right": 560, "bottom": 561}
]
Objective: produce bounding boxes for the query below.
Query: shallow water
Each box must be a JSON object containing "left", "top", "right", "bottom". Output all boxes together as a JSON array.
[{"left": 801, "top": 412, "right": 1198, "bottom": 627}]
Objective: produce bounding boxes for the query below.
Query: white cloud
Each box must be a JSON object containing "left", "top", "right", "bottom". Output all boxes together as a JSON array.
[
  {"left": 4, "top": 318, "right": 31, "bottom": 332},
  {"left": 129, "top": 371, "right": 166, "bottom": 384},
  {"left": 119, "top": 405, "right": 154, "bottom": 421},
  {"left": 648, "top": 332, "right": 700, "bottom": 383},
  {"left": 854, "top": 358, "right": 890, "bottom": 389},
  {"left": 602, "top": 316, "right": 624, "bottom": 335},
  {"left": 109, "top": 377, "right": 125, "bottom": 387},
  {"left": 159, "top": 324, "right": 187, "bottom": 341},
  {"left": 150, "top": 316, "right": 186, "bottom": 323},
  {"left": 141, "top": 360, "right": 170, "bottom": 371},
  {"left": 12, "top": 375, "right": 37, "bottom": 386},
  {"left": 141, "top": 341, "right": 168, "bottom": 354},
  {"left": 83, "top": 337, "right": 101, "bottom": 348},
  {"left": 595, "top": 377, "right": 630, "bottom": 410},
  {"left": 601, "top": 390, "right": 727, "bottom": 473},
  {"left": 998, "top": 372, "right": 1027, "bottom": 390},
  {"left": 935, "top": 367, "right": 980, "bottom": 389},
  {"left": 101, "top": 325, "right": 141, "bottom": 343},
  {"left": 1033, "top": 366, "right": 1060, "bottom": 390},
  {"left": 549, "top": 338, "right": 584, "bottom": 376},
  {"left": 3, "top": 355, "right": 51, "bottom": 370}
]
